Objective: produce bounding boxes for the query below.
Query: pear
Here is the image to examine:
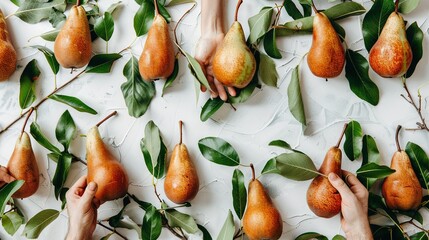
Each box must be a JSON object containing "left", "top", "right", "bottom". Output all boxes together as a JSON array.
[
  {"left": 138, "top": 0, "right": 175, "bottom": 81},
  {"left": 306, "top": 124, "right": 347, "bottom": 218},
  {"left": 382, "top": 126, "right": 422, "bottom": 210},
  {"left": 7, "top": 132, "right": 39, "bottom": 198},
  {"left": 86, "top": 126, "right": 129, "bottom": 202},
  {"left": 54, "top": 5, "right": 92, "bottom": 69},
  {"left": 212, "top": 21, "right": 256, "bottom": 88},
  {"left": 0, "top": 9, "right": 17, "bottom": 81},
  {"left": 164, "top": 121, "right": 199, "bottom": 203},
  {"left": 369, "top": 11, "right": 412, "bottom": 78},
  {"left": 243, "top": 167, "right": 283, "bottom": 240},
  {"left": 307, "top": 11, "right": 345, "bottom": 78}
]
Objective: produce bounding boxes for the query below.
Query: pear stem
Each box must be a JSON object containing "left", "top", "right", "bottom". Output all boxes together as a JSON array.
[
  {"left": 396, "top": 125, "right": 402, "bottom": 152},
  {"left": 153, "top": 0, "right": 159, "bottom": 15},
  {"left": 179, "top": 120, "right": 183, "bottom": 145},
  {"left": 335, "top": 123, "right": 348, "bottom": 148},
  {"left": 21, "top": 107, "right": 34, "bottom": 137},
  {"left": 311, "top": 0, "right": 319, "bottom": 14},
  {"left": 76, "top": 0, "right": 81, "bottom": 6},
  {"left": 234, "top": 0, "right": 243, "bottom": 22},
  {"left": 250, "top": 163, "right": 255, "bottom": 180},
  {"left": 395, "top": 0, "right": 399, "bottom": 13},
  {"left": 96, "top": 111, "right": 118, "bottom": 127}
]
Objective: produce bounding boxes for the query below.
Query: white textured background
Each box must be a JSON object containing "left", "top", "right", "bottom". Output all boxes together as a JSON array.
[{"left": 0, "top": 0, "right": 428, "bottom": 239}]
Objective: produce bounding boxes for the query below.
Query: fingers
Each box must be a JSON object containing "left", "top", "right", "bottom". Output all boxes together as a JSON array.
[
  {"left": 342, "top": 170, "right": 361, "bottom": 186},
  {"left": 227, "top": 87, "right": 236, "bottom": 97},
  {"left": 328, "top": 172, "right": 354, "bottom": 199},
  {"left": 80, "top": 182, "right": 98, "bottom": 212},
  {"left": 0, "top": 167, "right": 16, "bottom": 183},
  {"left": 214, "top": 79, "right": 227, "bottom": 101}
]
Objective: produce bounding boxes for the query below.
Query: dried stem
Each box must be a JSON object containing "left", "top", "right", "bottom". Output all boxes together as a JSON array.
[
  {"left": 395, "top": 125, "right": 402, "bottom": 152},
  {"left": 153, "top": 0, "right": 159, "bottom": 15},
  {"left": 402, "top": 78, "right": 429, "bottom": 131},
  {"left": 76, "top": 0, "right": 81, "bottom": 6},
  {"left": 234, "top": 0, "right": 243, "bottom": 22},
  {"left": 153, "top": 183, "right": 162, "bottom": 203},
  {"left": 179, "top": 120, "right": 183, "bottom": 145},
  {"left": 395, "top": 0, "right": 399, "bottom": 13},
  {"left": 311, "top": 0, "right": 319, "bottom": 13},
  {"left": 250, "top": 163, "right": 255, "bottom": 180},
  {"left": 163, "top": 223, "right": 187, "bottom": 239},
  {"left": 97, "top": 221, "right": 128, "bottom": 240},
  {"left": 96, "top": 111, "right": 118, "bottom": 127},
  {"left": 233, "top": 227, "right": 244, "bottom": 239},
  {"left": 335, "top": 123, "right": 348, "bottom": 148},
  {"left": 173, "top": 3, "right": 196, "bottom": 48},
  {"left": 21, "top": 107, "right": 34, "bottom": 137}
]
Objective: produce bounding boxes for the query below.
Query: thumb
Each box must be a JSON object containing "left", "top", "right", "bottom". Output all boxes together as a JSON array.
[
  {"left": 80, "top": 182, "right": 97, "bottom": 211},
  {"left": 328, "top": 172, "right": 353, "bottom": 199}
]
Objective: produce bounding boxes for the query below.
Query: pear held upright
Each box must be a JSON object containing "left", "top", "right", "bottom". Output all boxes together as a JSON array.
[{"left": 0, "top": 9, "right": 17, "bottom": 81}]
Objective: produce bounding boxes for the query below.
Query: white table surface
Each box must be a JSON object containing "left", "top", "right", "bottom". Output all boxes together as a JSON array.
[{"left": 0, "top": 0, "right": 428, "bottom": 239}]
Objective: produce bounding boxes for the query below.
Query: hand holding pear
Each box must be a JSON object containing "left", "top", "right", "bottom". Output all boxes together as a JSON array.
[{"left": 0, "top": 9, "right": 17, "bottom": 81}]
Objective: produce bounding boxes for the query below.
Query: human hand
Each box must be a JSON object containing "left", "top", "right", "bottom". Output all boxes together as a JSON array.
[
  {"left": 328, "top": 170, "right": 373, "bottom": 240},
  {"left": 0, "top": 166, "right": 16, "bottom": 188},
  {"left": 65, "top": 176, "right": 100, "bottom": 240}
]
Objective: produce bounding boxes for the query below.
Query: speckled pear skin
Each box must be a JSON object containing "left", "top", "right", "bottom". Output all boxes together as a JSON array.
[
  {"left": 306, "top": 147, "right": 342, "bottom": 218},
  {"left": 86, "top": 126, "right": 129, "bottom": 202},
  {"left": 212, "top": 21, "right": 256, "bottom": 88},
  {"left": 369, "top": 12, "right": 412, "bottom": 78},
  {"left": 0, "top": 9, "right": 17, "bottom": 81},
  {"left": 54, "top": 5, "right": 92, "bottom": 68},
  {"left": 7, "top": 132, "right": 39, "bottom": 198},
  {"left": 307, "top": 12, "right": 345, "bottom": 78},
  {"left": 243, "top": 179, "right": 283, "bottom": 240}
]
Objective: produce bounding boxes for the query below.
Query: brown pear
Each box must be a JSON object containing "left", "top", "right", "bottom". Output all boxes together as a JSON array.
[
  {"left": 243, "top": 169, "right": 283, "bottom": 240},
  {"left": 138, "top": 0, "right": 175, "bottom": 81},
  {"left": 86, "top": 126, "right": 129, "bottom": 202},
  {"left": 164, "top": 121, "right": 199, "bottom": 203},
  {"left": 7, "top": 132, "right": 39, "bottom": 198},
  {"left": 382, "top": 126, "right": 422, "bottom": 211},
  {"left": 369, "top": 11, "right": 412, "bottom": 78},
  {"left": 0, "top": 9, "right": 17, "bottom": 81},
  {"left": 307, "top": 11, "right": 345, "bottom": 78},
  {"left": 54, "top": 5, "right": 92, "bottom": 68},
  {"left": 306, "top": 124, "right": 347, "bottom": 218}
]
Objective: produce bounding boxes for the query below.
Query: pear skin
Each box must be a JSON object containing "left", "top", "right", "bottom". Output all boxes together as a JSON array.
[
  {"left": 212, "top": 21, "right": 256, "bottom": 88},
  {"left": 138, "top": 13, "right": 175, "bottom": 81},
  {"left": 86, "top": 126, "right": 129, "bottom": 202},
  {"left": 0, "top": 9, "right": 17, "bottom": 81},
  {"left": 369, "top": 12, "right": 412, "bottom": 78},
  {"left": 307, "top": 12, "right": 345, "bottom": 78},
  {"left": 54, "top": 5, "right": 92, "bottom": 68},
  {"left": 7, "top": 132, "right": 39, "bottom": 198},
  {"left": 243, "top": 179, "right": 283, "bottom": 240},
  {"left": 306, "top": 147, "right": 342, "bottom": 218}
]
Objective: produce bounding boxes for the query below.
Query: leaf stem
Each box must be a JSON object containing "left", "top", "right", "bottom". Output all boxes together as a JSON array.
[
  {"left": 153, "top": 0, "right": 159, "bottom": 15},
  {"left": 234, "top": 0, "right": 243, "bottom": 22},
  {"left": 395, "top": 125, "right": 402, "bottom": 152},
  {"left": 335, "top": 123, "right": 348, "bottom": 148},
  {"left": 21, "top": 107, "right": 34, "bottom": 137},
  {"left": 250, "top": 163, "right": 255, "bottom": 180},
  {"left": 395, "top": 0, "right": 399, "bottom": 13},
  {"left": 97, "top": 221, "right": 128, "bottom": 240},
  {"left": 401, "top": 78, "right": 429, "bottom": 131},
  {"left": 76, "top": 0, "right": 81, "bottom": 6},
  {"left": 179, "top": 120, "right": 183, "bottom": 145},
  {"left": 96, "top": 111, "right": 118, "bottom": 127}
]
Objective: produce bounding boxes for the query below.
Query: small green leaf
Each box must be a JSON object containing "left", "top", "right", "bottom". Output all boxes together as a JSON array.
[
  {"left": 166, "top": 0, "right": 196, "bottom": 6},
  {"left": 283, "top": 0, "right": 304, "bottom": 20},
  {"left": 200, "top": 98, "right": 224, "bottom": 122},
  {"left": 52, "top": 154, "right": 73, "bottom": 199},
  {"left": 405, "top": 142, "right": 429, "bottom": 189},
  {"left": 10, "top": 0, "right": 23, "bottom": 6},
  {"left": 49, "top": 94, "right": 97, "bottom": 115},
  {"left": 178, "top": 47, "right": 211, "bottom": 92},
  {"left": 0, "top": 180, "right": 24, "bottom": 215},
  {"left": 164, "top": 209, "right": 198, "bottom": 234},
  {"left": 261, "top": 159, "right": 280, "bottom": 175},
  {"left": 121, "top": 56, "right": 155, "bottom": 117},
  {"left": 141, "top": 205, "right": 162, "bottom": 240},
  {"left": 274, "top": 152, "right": 318, "bottom": 181},
  {"left": 362, "top": 0, "right": 394, "bottom": 51},
  {"left": 405, "top": 22, "right": 424, "bottom": 78},
  {"left": 22, "top": 209, "right": 60, "bottom": 239},
  {"left": 140, "top": 139, "right": 166, "bottom": 179},
  {"left": 343, "top": 120, "right": 363, "bottom": 161},
  {"left": 2, "top": 211, "right": 24, "bottom": 236},
  {"left": 288, "top": 65, "right": 307, "bottom": 126},
  {"left": 41, "top": 29, "right": 60, "bottom": 42},
  {"left": 198, "top": 137, "right": 240, "bottom": 166},
  {"left": 55, "top": 110, "right": 76, "bottom": 151},
  {"left": 30, "top": 122, "right": 61, "bottom": 154},
  {"left": 109, "top": 196, "right": 131, "bottom": 227},
  {"left": 295, "top": 232, "right": 328, "bottom": 240},
  {"left": 94, "top": 12, "right": 115, "bottom": 42},
  {"left": 19, "top": 59, "right": 40, "bottom": 109},
  {"left": 197, "top": 224, "right": 212, "bottom": 240},
  {"left": 162, "top": 58, "right": 179, "bottom": 96},
  {"left": 248, "top": 7, "right": 274, "bottom": 44},
  {"left": 258, "top": 53, "right": 278, "bottom": 87},
  {"left": 85, "top": 53, "right": 122, "bottom": 73},
  {"left": 48, "top": 8, "right": 65, "bottom": 28},
  {"left": 144, "top": 121, "right": 161, "bottom": 170},
  {"left": 362, "top": 135, "right": 380, "bottom": 165},
  {"left": 231, "top": 169, "right": 246, "bottom": 219},
  {"left": 100, "top": 233, "right": 114, "bottom": 240},
  {"left": 410, "top": 232, "right": 428, "bottom": 240},
  {"left": 134, "top": 1, "right": 154, "bottom": 36},
  {"left": 107, "top": 2, "right": 122, "bottom": 14},
  {"left": 345, "top": 50, "right": 379, "bottom": 106},
  {"left": 398, "top": 0, "right": 421, "bottom": 14},
  {"left": 356, "top": 163, "right": 395, "bottom": 178},
  {"left": 269, "top": 140, "right": 293, "bottom": 151},
  {"left": 31, "top": 45, "right": 59, "bottom": 75},
  {"left": 14, "top": 0, "right": 66, "bottom": 24},
  {"left": 332, "top": 235, "right": 347, "bottom": 240},
  {"left": 263, "top": 28, "right": 282, "bottom": 59},
  {"left": 60, "top": 187, "right": 68, "bottom": 210},
  {"left": 216, "top": 210, "right": 235, "bottom": 240}
]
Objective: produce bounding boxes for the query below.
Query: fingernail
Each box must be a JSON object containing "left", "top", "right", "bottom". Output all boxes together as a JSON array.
[
  {"left": 88, "top": 182, "right": 97, "bottom": 191},
  {"left": 328, "top": 172, "right": 338, "bottom": 181}
]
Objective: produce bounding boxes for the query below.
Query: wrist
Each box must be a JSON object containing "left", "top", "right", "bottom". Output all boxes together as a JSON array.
[
  {"left": 345, "top": 220, "right": 372, "bottom": 240},
  {"left": 66, "top": 226, "right": 92, "bottom": 240}
]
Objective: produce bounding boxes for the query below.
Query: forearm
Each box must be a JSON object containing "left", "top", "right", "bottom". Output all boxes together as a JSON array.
[
  {"left": 200, "top": 0, "right": 224, "bottom": 36},
  {"left": 345, "top": 219, "right": 373, "bottom": 240}
]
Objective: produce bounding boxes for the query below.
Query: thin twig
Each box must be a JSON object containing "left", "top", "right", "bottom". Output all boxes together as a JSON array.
[
  {"left": 173, "top": 3, "right": 196, "bottom": 47},
  {"left": 163, "top": 223, "right": 187, "bottom": 239},
  {"left": 21, "top": 107, "right": 35, "bottom": 137},
  {"left": 97, "top": 221, "right": 128, "bottom": 240},
  {"left": 233, "top": 227, "right": 244, "bottom": 239},
  {"left": 402, "top": 78, "right": 429, "bottom": 131},
  {"left": 96, "top": 111, "right": 118, "bottom": 127}
]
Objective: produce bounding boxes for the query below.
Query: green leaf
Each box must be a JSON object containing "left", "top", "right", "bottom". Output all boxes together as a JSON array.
[
  {"left": 397, "top": 210, "right": 423, "bottom": 225},
  {"left": 19, "top": 59, "right": 40, "bottom": 109},
  {"left": 216, "top": 210, "right": 235, "bottom": 240},
  {"left": 345, "top": 49, "right": 379, "bottom": 106},
  {"left": 398, "top": 0, "right": 421, "bottom": 14},
  {"left": 261, "top": 159, "right": 280, "bottom": 175},
  {"left": 140, "top": 139, "right": 166, "bottom": 179},
  {"left": 134, "top": 1, "right": 154, "bottom": 36},
  {"left": 269, "top": 140, "right": 293, "bottom": 151},
  {"left": 362, "top": 135, "right": 380, "bottom": 165},
  {"left": 10, "top": 0, "right": 23, "bottom": 6},
  {"left": 48, "top": 8, "right": 66, "bottom": 28},
  {"left": 55, "top": 110, "right": 76, "bottom": 151},
  {"left": 162, "top": 58, "right": 179, "bottom": 96},
  {"left": 107, "top": 2, "right": 122, "bottom": 14},
  {"left": 263, "top": 28, "right": 282, "bottom": 59},
  {"left": 14, "top": 0, "right": 66, "bottom": 24},
  {"left": 410, "top": 232, "right": 428, "bottom": 240},
  {"left": 109, "top": 196, "right": 131, "bottom": 227},
  {"left": 2, "top": 211, "right": 24, "bottom": 236},
  {"left": 30, "top": 122, "right": 61, "bottom": 154},
  {"left": 231, "top": 169, "right": 246, "bottom": 219},
  {"left": 60, "top": 187, "right": 68, "bottom": 210},
  {"left": 22, "top": 209, "right": 60, "bottom": 239},
  {"left": 356, "top": 162, "right": 395, "bottom": 178},
  {"left": 144, "top": 121, "right": 161, "bottom": 170},
  {"left": 248, "top": 7, "right": 273, "bottom": 44},
  {"left": 197, "top": 224, "right": 212, "bottom": 240},
  {"left": 198, "top": 137, "right": 240, "bottom": 166},
  {"left": 178, "top": 47, "right": 211, "bottom": 92},
  {"left": 85, "top": 53, "right": 122, "bottom": 73},
  {"left": 41, "top": 29, "right": 60, "bottom": 42},
  {"left": 52, "top": 154, "right": 73, "bottom": 199},
  {"left": 141, "top": 205, "right": 162, "bottom": 240},
  {"left": 114, "top": 216, "right": 141, "bottom": 239},
  {"left": 121, "top": 56, "right": 156, "bottom": 117},
  {"left": 283, "top": 0, "right": 304, "bottom": 20},
  {"left": 258, "top": 53, "right": 278, "bottom": 87},
  {"left": 405, "top": 22, "right": 424, "bottom": 78},
  {"left": 405, "top": 142, "right": 429, "bottom": 189},
  {"left": 332, "top": 235, "right": 346, "bottom": 240},
  {"left": 166, "top": 0, "right": 196, "bottom": 6},
  {"left": 94, "top": 12, "right": 114, "bottom": 42},
  {"left": 48, "top": 94, "right": 97, "bottom": 114},
  {"left": 295, "top": 232, "right": 328, "bottom": 240},
  {"left": 164, "top": 209, "right": 198, "bottom": 234},
  {"left": 362, "top": 0, "right": 394, "bottom": 51},
  {"left": 274, "top": 152, "right": 319, "bottom": 181},
  {"left": 343, "top": 120, "right": 363, "bottom": 161},
  {"left": 100, "top": 233, "right": 114, "bottom": 240},
  {"left": 200, "top": 98, "right": 224, "bottom": 122},
  {"left": 0, "top": 180, "right": 24, "bottom": 215},
  {"left": 31, "top": 45, "right": 59, "bottom": 75},
  {"left": 288, "top": 65, "right": 307, "bottom": 126},
  {"left": 157, "top": 4, "right": 171, "bottom": 23}
]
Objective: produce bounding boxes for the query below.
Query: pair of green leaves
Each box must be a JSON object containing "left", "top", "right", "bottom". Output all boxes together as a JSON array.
[
  {"left": 0, "top": 182, "right": 25, "bottom": 236},
  {"left": 141, "top": 121, "right": 166, "bottom": 179},
  {"left": 133, "top": 0, "right": 171, "bottom": 37},
  {"left": 295, "top": 232, "right": 346, "bottom": 240}
]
